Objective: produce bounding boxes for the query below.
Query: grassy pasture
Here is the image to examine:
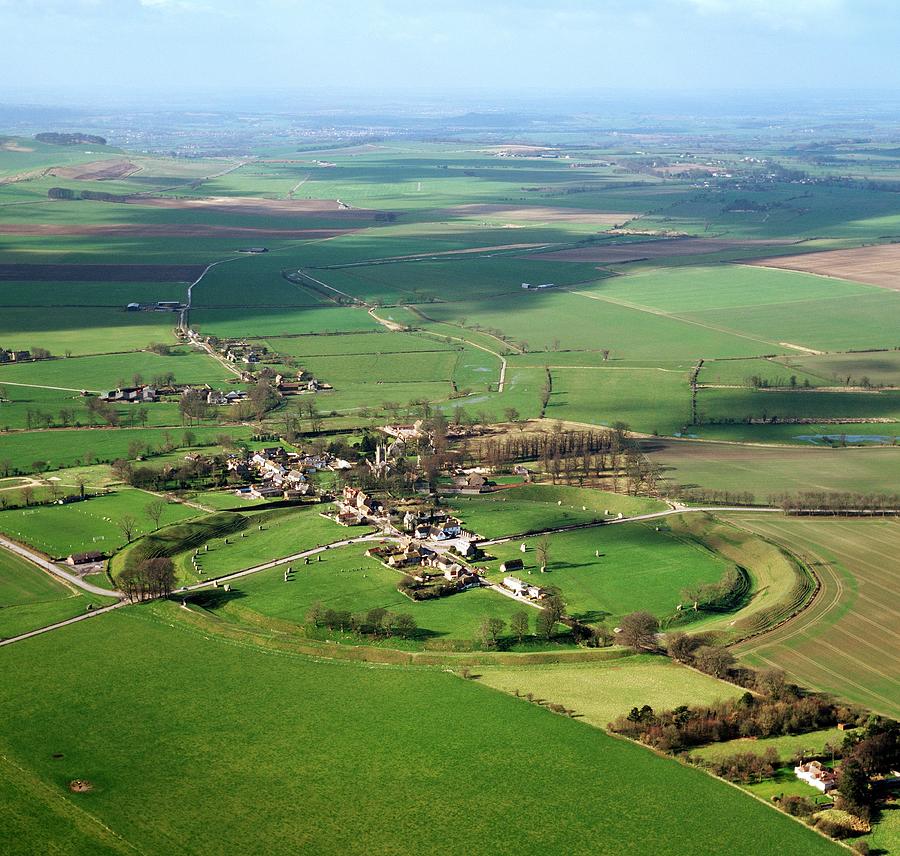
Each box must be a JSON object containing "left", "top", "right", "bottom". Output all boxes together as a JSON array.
[
  {"left": 0, "top": 425, "right": 251, "bottom": 475},
  {"left": 481, "top": 520, "right": 729, "bottom": 625},
  {"left": 691, "top": 421, "right": 900, "bottom": 445},
  {"left": 0, "top": 546, "right": 115, "bottom": 639},
  {"left": 0, "top": 603, "right": 841, "bottom": 855},
  {"left": 699, "top": 358, "right": 825, "bottom": 388},
  {"left": 699, "top": 386, "right": 900, "bottom": 423},
  {"left": 308, "top": 254, "right": 603, "bottom": 305},
  {"left": 165, "top": 506, "right": 349, "bottom": 584},
  {"left": 423, "top": 289, "right": 775, "bottom": 359},
  {"left": 477, "top": 655, "right": 744, "bottom": 730},
  {"left": 261, "top": 330, "right": 456, "bottom": 356},
  {"left": 682, "top": 290, "right": 900, "bottom": 353},
  {"left": 0, "top": 489, "right": 196, "bottom": 558},
  {"left": 446, "top": 484, "right": 666, "bottom": 539},
  {"left": 0, "top": 349, "right": 230, "bottom": 391},
  {"left": 0, "top": 279, "right": 188, "bottom": 307},
  {"left": 643, "top": 439, "right": 900, "bottom": 497},
  {"left": 776, "top": 350, "right": 900, "bottom": 388},
  {"left": 546, "top": 365, "right": 691, "bottom": 434},
  {"left": 582, "top": 264, "right": 876, "bottom": 315},
  {"left": 726, "top": 515, "right": 900, "bottom": 718},
  {"left": 202, "top": 544, "right": 564, "bottom": 650},
  {"left": 191, "top": 305, "right": 382, "bottom": 338},
  {"left": 690, "top": 728, "right": 848, "bottom": 764},
  {"left": 0, "top": 307, "right": 179, "bottom": 356}
]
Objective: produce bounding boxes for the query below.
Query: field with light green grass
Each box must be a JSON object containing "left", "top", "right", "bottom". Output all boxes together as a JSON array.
[
  {"left": 0, "top": 489, "right": 196, "bottom": 558},
  {"left": 690, "top": 728, "right": 849, "bottom": 764},
  {"left": 0, "top": 307, "right": 180, "bottom": 356},
  {"left": 0, "top": 425, "right": 252, "bottom": 475},
  {"left": 0, "top": 546, "right": 116, "bottom": 639},
  {"left": 191, "top": 305, "right": 382, "bottom": 337},
  {"left": 477, "top": 655, "right": 744, "bottom": 730},
  {"left": 699, "top": 358, "right": 825, "bottom": 388},
  {"left": 547, "top": 365, "right": 691, "bottom": 433},
  {"left": 0, "top": 348, "right": 229, "bottom": 391},
  {"left": 0, "top": 603, "right": 842, "bottom": 855},
  {"left": 0, "top": 279, "right": 188, "bottom": 307},
  {"left": 446, "top": 484, "right": 666, "bottom": 539},
  {"left": 482, "top": 520, "right": 730, "bottom": 625},
  {"left": 200, "top": 544, "right": 570, "bottom": 651},
  {"left": 423, "top": 289, "right": 775, "bottom": 358}
]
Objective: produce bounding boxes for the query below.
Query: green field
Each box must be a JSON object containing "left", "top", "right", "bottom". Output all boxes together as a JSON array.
[
  {"left": 195, "top": 541, "right": 568, "bottom": 650},
  {"left": 482, "top": 519, "right": 729, "bottom": 625},
  {"left": 0, "top": 546, "right": 114, "bottom": 638},
  {"left": 0, "top": 489, "right": 196, "bottom": 558},
  {"left": 0, "top": 603, "right": 842, "bottom": 855},
  {"left": 477, "top": 654, "right": 744, "bottom": 729},
  {"left": 447, "top": 484, "right": 666, "bottom": 538},
  {"left": 644, "top": 439, "right": 900, "bottom": 498},
  {"left": 690, "top": 728, "right": 849, "bottom": 763}
]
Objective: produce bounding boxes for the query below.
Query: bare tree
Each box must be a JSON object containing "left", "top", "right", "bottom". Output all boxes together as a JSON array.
[
  {"left": 118, "top": 514, "right": 138, "bottom": 543},
  {"left": 535, "top": 535, "right": 552, "bottom": 571},
  {"left": 145, "top": 500, "right": 165, "bottom": 530}
]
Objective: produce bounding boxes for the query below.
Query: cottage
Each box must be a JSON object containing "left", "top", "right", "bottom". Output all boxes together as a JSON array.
[
  {"left": 126, "top": 302, "right": 142, "bottom": 311},
  {"left": 67, "top": 551, "right": 104, "bottom": 565},
  {"left": 499, "top": 558, "right": 524, "bottom": 573},
  {"left": 502, "top": 575, "right": 529, "bottom": 595},
  {"left": 794, "top": 761, "right": 837, "bottom": 792}
]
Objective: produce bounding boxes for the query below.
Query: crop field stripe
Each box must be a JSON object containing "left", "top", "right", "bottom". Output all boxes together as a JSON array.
[
  {"left": 564, "top": 288, "right": 781, "bottom": 351},
  {"left": 728, "top": 516, "right": 900, "bottom": 715}
]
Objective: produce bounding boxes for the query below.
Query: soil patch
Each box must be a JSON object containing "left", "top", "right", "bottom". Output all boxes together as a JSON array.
[
  {"left": 0, "top": 263, "right": 206, "bottom": 282},
  {"left": 50, "top": 160, "right": 141, "bottom": 181},
  {"left": 434, "top": 204, "right": 634, "bottom": 225},
  {"left": 750, "top": 244, "right": 900, "bottom": 291},
  {"left": 534, "top": 237, "right": 796, "bottom": 263},
  {"left": 127, "top": 195, "right": 380, "bottom": 221}
]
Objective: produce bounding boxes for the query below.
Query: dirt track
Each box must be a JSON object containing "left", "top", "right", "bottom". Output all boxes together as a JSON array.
[
  {"left": 535, "top": 237, "right": 796, "bottom": 263},
  {"left": 750, "top": 243, "right": 900, "bottom": 291}
]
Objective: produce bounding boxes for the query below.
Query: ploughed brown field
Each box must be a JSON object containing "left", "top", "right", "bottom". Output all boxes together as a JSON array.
[
  {"left": 750, "top": 243, "right": 900, "bottom": 291},
  {"left": 0, "top": 224, "right": 355, "bottom": 239},
  {"left": 48, "top": 159, "right": 141, "bottom": 180},
  {"left": 534, "top": 237, "right": 796, "bottom": 263},
  {"left": 0, "top": 263, "right": 206, "bottom": 281}
]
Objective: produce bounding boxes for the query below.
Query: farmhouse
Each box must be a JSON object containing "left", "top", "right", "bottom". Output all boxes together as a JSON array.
[
  {"left": 0, "top": 348, "right": 32, "bottom": 363},
  {"left": 102, "top": 385, "right": 158, "bottom": 403},
  {"left": 126, "top": 302, "right": 142, "bottom": 311},
  {"left": 66, "top": 551, "right": 104, "bottom": 566},
  {"left": 237, "top": 247, "right": 268, "bottom": 254},
  {"left": 155, "top": 301, "right": 183, "bottom": 312},
  {"left": 502, "top": 575, "right": 529, "bottom": 595},
  {"left": 794, "top": 761, "right": 837, "bottom": 792},
  {"left": 499, "top": 558, "right": 524, "bottom": 573}
]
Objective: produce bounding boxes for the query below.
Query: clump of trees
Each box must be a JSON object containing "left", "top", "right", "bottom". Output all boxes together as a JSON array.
[
  {"left": 836, "top": 716, "right": 900, "bottom": 823},
  {"left": 772, "top": 491, "right": 900, "bottom": 514},
  {"left": 610, "top": 692, "right": 847, "bottom": 753},
  {"left": 120, "top": 557, "right": 175, "bottom": 601},
  {"left": 708, "top": 747, "right": 780, "bottom": 783},
  {"left": 306, "top": 602, "right": 417, "bottom": 640}
]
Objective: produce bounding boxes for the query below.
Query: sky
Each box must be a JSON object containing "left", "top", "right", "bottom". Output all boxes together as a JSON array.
[{"left": 3, "top": 0, "right": 900, "bottom": 105}]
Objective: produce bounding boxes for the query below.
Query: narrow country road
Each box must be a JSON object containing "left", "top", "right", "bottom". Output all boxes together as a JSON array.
[
  {"left": 0, "top": 535, "right": 124, "bottom": 598},
  {"left": 0, "top": 600, "right": 128, "bottom": 647}
]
